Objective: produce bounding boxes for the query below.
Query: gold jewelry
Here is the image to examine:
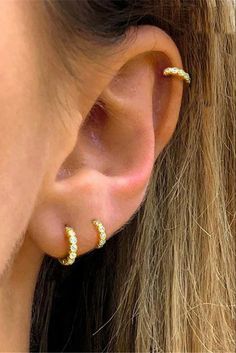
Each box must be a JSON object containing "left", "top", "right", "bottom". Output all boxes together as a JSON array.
[
  {"left": 92, "top": 219, "right": 107, "bottom": 248},
  {"left": 58, "top": 226, "right": 78, "bottom": 265},
  {"left": 58, "top": 220, "right": 106, "bottom": 266},
  {"left": 163, "top": 67, "right": 191, "bottom": 84}
]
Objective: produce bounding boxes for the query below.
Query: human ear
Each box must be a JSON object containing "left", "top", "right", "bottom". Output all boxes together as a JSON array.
[{"left": 27, "top": 25, "right": 185, "bottom": 259}]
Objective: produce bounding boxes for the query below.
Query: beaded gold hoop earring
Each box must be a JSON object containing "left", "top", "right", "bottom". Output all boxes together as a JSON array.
[
  {"left": 92, "top": 219, "right": 107, "bottom": 248},
  {"left": 58, "top": 220, "right": 107, "bottom": 265},
  {"left": 58, "top": 226, "right": 78, "bottom": 266},
  {"left": 163, "top": 67, "right": 191, "bottom": 84}
]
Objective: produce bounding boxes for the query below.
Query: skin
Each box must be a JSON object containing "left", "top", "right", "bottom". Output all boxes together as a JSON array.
[{"left": 0, "top": 1, "right": 184, "bottom": 351}]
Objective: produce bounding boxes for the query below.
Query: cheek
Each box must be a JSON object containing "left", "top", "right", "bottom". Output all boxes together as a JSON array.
[{"left": 0, "top": 1, "right": 52, "bottom": 276}]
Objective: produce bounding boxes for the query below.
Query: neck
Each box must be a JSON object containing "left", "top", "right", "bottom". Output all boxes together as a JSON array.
[{"left": 0, "top": 236, "right": 43, "bottom": 352}]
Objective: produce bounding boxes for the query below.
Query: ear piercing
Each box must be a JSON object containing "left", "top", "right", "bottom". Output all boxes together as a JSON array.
[
  {"left": 163, "top": 67, "right": 191, "bottom": 84},
  {"left": 58, "top": 219, "right": 107, "bottom": 266},
  {"left": 58, "top": 226, "right": 78, "bottom": 265},
  {"left": 92, "top": 219, "right": 107, "bottom": 248}
]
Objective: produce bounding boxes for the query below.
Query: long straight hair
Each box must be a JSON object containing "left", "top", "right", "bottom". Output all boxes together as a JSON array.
[{"left": 31, "top": 1, "right": 235, "bottom": 352}]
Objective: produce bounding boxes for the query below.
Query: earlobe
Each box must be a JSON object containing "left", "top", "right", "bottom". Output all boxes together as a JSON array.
[{"left": 28, "top": 25, "right": 185, "bottom": 261}]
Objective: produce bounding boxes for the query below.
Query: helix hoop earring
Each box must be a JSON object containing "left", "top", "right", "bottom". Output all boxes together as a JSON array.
[
  {"left": 92, "top": 219, "right": 107, "bottom": 248},
  {"left": 163, "top": 67, "right": 191, "bottom": 84},
  {"left": 58, "top": 226, "right": 78, "bottom": 266}
]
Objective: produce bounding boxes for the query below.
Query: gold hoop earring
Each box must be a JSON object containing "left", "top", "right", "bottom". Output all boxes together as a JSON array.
[
  {"left": 92, "top": 219, "right": 107, "bottom": 248},
  {"left": 163, "top": 67, "right": 191, "bottom": 84},
  {"left": 58, "top": 226, "right": 78, "bottom": 266}
]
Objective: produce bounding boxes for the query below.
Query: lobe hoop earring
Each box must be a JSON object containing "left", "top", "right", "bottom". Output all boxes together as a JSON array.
[
  {"left": 92, "top": 219, "right": 107, "bottom": 248},
  {"left": 163, "top": 67, "right": 191, "bottom": 84},
  {"left": 58, "top": 226, "right": 78, "bottom": 266},
  {"left": 58, "top": 220, "right": 107, "bottom": 266}
]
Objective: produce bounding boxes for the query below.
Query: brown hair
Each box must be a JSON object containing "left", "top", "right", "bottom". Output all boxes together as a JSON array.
[{"left": 31, "top": 1, "right": 235, "bottom": 352}]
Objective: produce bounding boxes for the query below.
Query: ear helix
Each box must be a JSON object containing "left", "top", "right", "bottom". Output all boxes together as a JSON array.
[{"left": 58, "top": 219, "right": 107, "bottom": 266}]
